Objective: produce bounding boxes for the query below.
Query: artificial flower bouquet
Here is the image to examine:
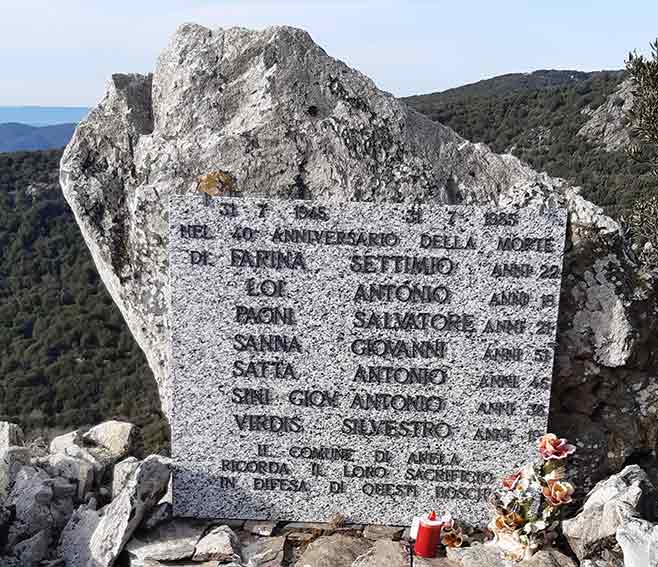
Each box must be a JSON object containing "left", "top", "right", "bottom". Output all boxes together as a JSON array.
[{"left": 488, "top": 433, "right": 576, "bottom": 560}]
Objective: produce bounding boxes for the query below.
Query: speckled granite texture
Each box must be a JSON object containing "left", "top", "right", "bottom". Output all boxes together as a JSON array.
[{"left": 169, "top": 195, "right": 567, "bottom": 525}]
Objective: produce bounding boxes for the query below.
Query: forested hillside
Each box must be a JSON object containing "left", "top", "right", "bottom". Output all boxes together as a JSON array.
[
  {"left": 0, "top": 150, "right": 168, "bottom": 453},
  {"left": 405, "top": 70, "right": 654, "bottom": 218}
]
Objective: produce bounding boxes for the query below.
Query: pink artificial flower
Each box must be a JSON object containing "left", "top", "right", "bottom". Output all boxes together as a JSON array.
[
  {"left": 543, "top": 479, "right": 575, "bottom": 506},
  {"left": 501, "top": 468, "right": 523, "bottom": 491},
  {"left": 538, "top": 433, "right": 576, "bottom": 461}
]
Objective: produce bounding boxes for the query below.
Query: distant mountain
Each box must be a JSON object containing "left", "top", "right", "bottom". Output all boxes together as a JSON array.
[
  {"left": 0, "top": 106, "right": 89, "bottom": 126},
  {"left": 404, "top": 69, "right": 652, "bottom": 218},
  {"left": 0, "top": 122, "right": 77, "bottom": 153},
  {"left": 415, "top": 69, "right": 623, "bottom": 101}
]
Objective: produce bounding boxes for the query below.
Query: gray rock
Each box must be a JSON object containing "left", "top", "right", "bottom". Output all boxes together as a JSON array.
[
  {"left": 578, "top": 78, "right": 634, "bottom": 152},
  {"left": 141, "top": 475, "right": 172, "bottom": 530},
  {"left": 59, "top": 455, "right": 170, "bottom": 567},
  {"left": 518, "top": 548, "right": 578, "bottom": 567},
  {"left": 193, "top": 525, "right": 240, "bottom": 562},
  {"left": 8, "top": 467, "right": 75, "bottom": 548},
  {"left": 50, "top": 424, "right": 134, "bottom": 487},
  {"left": 124, "top": 520, "right": 208, "bottom": 566},
  {"left": 47, "top": 452, "right": 95, "bottom": 500},
  {"left": 0, "top": 422, "right": 24, "bottom": 450},
  {"left": 112, "top": 456, "right": 140, "bottom": 498},
  {"left": 60, "top": 22, "right": 658, "bottom": 493},
  {"left": 13, "top": 529, "right": 51, "bottom": 567},
  {"left": 244, "top": 520, "right": 277, "bottom": 537},
  {"left": 446, "top": 544, "right": 514, "bottom": 566},
  {"left": 296, "top": 534, "right": 370, "bottom": 567},
  {"left": 0, "top": 447, "right": 31, "bottom": 497},
  {"left": 351, "top": 539, "right": 408, "bottom": 567},
  {"left": 83, "top": 420, "right": 140, "bottom": 460},
  {"left": 58, "top": 503, "right": 101, "bottom": 567},
  {"left": 362, "top": 525, "right": 404, "bottom": 541},
  {"left": 141, "top": 501, "right": 172, "bottom": 531},
  {"left": 563, "top": 465, "right": 658, "bottom": 563},
  {"left": 616, "top": 517, "right": 658, "bottom": 567},
  {"left": 241, "top": 535, "right": 286, "bottom": 567},
  {"left": 48, "top": 430, "right": 112, "bottom": 478},
  {"left": 49, "top": 430, "right": 83, "bottom": 455}
]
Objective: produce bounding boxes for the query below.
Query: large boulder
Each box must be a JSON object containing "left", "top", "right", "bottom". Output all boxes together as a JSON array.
[
  {"left": 12, "top": 529, "right": 51, "bottom": 566},
  {"left": 112, "top": 456, "right": 140, "bottom": 498},
  {"left": 47, "top": 452, "right": 95, "bottom": 501},
  {"left": 240, "top": 534, "right": 286, "bottom": 567},
  {"left": 0, "top": 423, "right": 24, "bottom": 451},
  {"left": 60, "top": 23, "right": 658, "bottom": 489},
  {"left": 563, "top": 465, "right": 658, "bottom": 564},
  {"left": 123, "top": 519, "right": 208, "bottom": 566},
  {"left": 0, "top": 447, "right": 31, "bottom": 497},
  {"left": 49, "top": 430, "right": 111, "bottom": 477},
  {"left": 192, "top": 525, "right": 240, "bottom": 562},
  {"left": 59, "top": 455, "right": 170, "bottom": 567},
  {"left": 616, "top": 517, "right": 658, "bottom": 567},
  {"left": 6, "top": 466, "right": 76, "bottom": 549},
  {"left": 83, "top": 420, "right": 141, "bottom": 460}
]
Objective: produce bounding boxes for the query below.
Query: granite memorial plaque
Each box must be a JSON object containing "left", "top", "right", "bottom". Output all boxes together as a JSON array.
[{"left": 169, "top": 195, "right": 567, "bottom": 525}]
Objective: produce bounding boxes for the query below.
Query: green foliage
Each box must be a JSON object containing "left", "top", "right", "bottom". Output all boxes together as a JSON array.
[
  {"left": 0, "top": 150, "right": 168, "bottom": 454},
  {"left": 405, "top": 70, "right": 655, "bottom": 219},
  {"left": 624, "top": 40, "right": 658, "bottom": 265},
  {"left": 626, "top": 39, "right": 658, "bottom": 175}
]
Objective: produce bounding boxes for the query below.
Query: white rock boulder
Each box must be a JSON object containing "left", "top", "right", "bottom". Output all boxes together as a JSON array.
[{"left": 59, "top": 455, "right": 170, "bottom": 567}]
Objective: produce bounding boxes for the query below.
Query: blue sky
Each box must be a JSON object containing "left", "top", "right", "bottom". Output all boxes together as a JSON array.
[{"left": 1, "top": 0, "right": 656, "bottom": 106}]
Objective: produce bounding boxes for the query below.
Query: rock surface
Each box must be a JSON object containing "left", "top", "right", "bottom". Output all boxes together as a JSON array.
[
  {"left": 519, "top": 549, "right": 578, "bottom": 567},
  {"left": 13, "top": 529, "right": 50, "bottom": 566},
  {"left": 296, "top": 534, "right": 370, "bottom": 566},
  {"left": 47, "top": 452, "right": 95, "bottom": 500},
  {"left": 59, "top": 455, "right": 170, "bottom": 567},
  {"left": 351, "top": 539, "right": 415, "bottom": 567},
  {"left": 362, "top": 525, "right": 405, "bottom": 541},
  {"left": 112, "top": 456, "right": 140, "bottom": 498},
  {"left": 193, "top": 525, "right": 240, "bottom": 562},
  {"left": 83, "top": 420, "right": 140, "bottom": 460},
  {"left": 578, "top": 78, "right": 634, "bottom": 152},
  {"left": 0, "top": 429, "right": 654, "bottom": 567},
  {"left": 60, "top": 23, "right": 658, "bottom": 493},
  {"left": 7, "top": 466, "right": 76, "bottom": 548},
  {"left": 0, "top": 447, "right": 31, "bottom": 497},
  {"left": 240, "top": 535, "right": 286, "bottom": 567},
  {"left": 616, "top": 517, "right": 658, "bottom": 567},
  {"left": 124, "top": 519, "right": 207, "bottom": 566},
  {"left": 563, "top": 465, "right": 658, "bottom": 564},
  {"left": 447, "top": 544, "right": 513, "bottom": 566},
  {"left": 0, "top": 422, "right": 24, "bottom": 450}
]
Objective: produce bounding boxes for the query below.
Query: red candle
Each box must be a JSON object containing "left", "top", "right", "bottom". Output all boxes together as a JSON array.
[{"left": 414, "top": 511, "right": 443, "bottom": 558}]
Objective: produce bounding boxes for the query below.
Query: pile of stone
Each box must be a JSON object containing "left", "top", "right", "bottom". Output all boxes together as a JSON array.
[
  {"left": 0, "top": 419, "right": 167, "bottom": 567},
  {"left": 1, "top": 419, "right": 657, "bottom": 566}
]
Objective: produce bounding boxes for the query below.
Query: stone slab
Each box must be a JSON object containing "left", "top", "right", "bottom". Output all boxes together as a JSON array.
[{"left": 169, "top": 196, "right": 567, "bottom": 525}]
